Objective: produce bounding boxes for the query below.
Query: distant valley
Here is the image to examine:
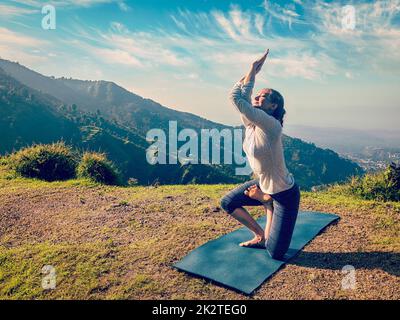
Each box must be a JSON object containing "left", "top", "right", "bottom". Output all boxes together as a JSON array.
[{"left": 285, "top": 125, "right": 400, "bottom": 172}]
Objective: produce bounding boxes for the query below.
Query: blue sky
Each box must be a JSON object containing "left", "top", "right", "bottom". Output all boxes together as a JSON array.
[{"left": 1, "top": 0, "right": 400, "bottom": 131}]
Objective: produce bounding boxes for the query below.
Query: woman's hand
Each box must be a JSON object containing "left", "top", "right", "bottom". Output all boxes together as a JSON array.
[
  {"left": 252, "top": 49, "right": 269, "bottom": 75},
  {"left": 243, "top": 49, "right": 269, "bottom": 84},
  {"left": 244, "top": 184, "right": 272, "bottom": 203}
]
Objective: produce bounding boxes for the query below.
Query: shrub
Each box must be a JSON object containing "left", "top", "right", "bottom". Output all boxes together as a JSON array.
[
  {"left": 348, "top": 162, "right": 400, "bottom": 202},
  {"left": 9, "top": 142, "right": 77, "bottom": 181},
  {"left": 0, "top": 156, "right": 9, "bottom": 166},
  {"left": 77, "top": 152, "right": 121, "bottom": 185}
]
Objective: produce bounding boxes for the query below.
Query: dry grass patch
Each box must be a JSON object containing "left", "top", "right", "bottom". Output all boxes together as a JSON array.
[{"left": 0, "top": 164, "right": 399, "bottom": 299}]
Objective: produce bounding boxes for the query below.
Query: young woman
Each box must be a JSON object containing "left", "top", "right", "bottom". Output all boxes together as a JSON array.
[{"left": 220, "top": 49, "right": 301, "bottom": 260}]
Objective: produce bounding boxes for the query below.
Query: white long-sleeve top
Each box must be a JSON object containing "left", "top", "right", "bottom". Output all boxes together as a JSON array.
[{"left": 229, "top": 80, "right": 295, "bottom": 195}]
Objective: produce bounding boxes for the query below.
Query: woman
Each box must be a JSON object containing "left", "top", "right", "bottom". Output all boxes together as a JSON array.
[{"left": 220, "top": 49, "right": 300, "bottom": 260}]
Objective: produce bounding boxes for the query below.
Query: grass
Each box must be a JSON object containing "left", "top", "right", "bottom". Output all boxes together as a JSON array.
[
  {"left": 0, "top": 242, "right": 113, "bottom": 299},
  {"left": 0, "top": 162, "right": 399, "bottom": 299},
  {"left": 302, "top": 188, "right": 400, "bottom": 242}
]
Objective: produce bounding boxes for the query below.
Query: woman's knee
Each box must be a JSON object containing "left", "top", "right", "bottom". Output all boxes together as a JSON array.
[
  {"left": 268, "top": 248, "right": 285, "bottom": 260},
  {"left": 267, "top": 214, "right": 298, "bottom": 260},
  {"left": 220, "top": 195, "right": 235, "bottom": 214},
  {"left": 266, "top": 239, "right": 288, "bottom": 260}
]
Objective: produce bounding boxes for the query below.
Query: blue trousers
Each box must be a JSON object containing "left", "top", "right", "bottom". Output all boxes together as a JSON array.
[{"left": 220, "top": 179, "right": 301, "bottom": 260}]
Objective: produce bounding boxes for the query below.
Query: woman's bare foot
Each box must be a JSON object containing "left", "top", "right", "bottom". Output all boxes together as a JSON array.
[
  {"left": 239, "top": 234, "right": 266, "bottom": 248},
  {"left": 244, "top": 185, "right": 272, "bottom": 203}
]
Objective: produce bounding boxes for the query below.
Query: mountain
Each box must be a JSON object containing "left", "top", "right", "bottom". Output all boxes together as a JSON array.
[
  {"left": 0, "top": 67, "right": 239, "bottom": 185},
  {"left": 0, "top": 58, "right": 364, "bottom": 189},
  {"left": 282, "top": 136, "right": 363, "bottom": 188},
  {"left": 0, "top": 59, "right": 226, "bottom": 134}
]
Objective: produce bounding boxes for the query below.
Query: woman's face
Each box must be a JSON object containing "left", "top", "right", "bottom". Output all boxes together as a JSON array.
[{"left": 253, "top": 88, "right": 276, "bottom": 114}]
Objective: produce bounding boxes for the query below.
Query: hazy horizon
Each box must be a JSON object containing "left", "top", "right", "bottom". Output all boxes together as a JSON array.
[{"left": 1, "top": 0, "right": 400, "bottom": 132}]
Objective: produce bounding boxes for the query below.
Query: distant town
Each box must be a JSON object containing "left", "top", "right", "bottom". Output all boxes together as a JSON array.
[{"left": 339, "top": 147, "right": 400, "bottom": 172}]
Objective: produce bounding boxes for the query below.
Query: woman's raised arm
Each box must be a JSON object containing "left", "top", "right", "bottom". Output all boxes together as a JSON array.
[
  {"left": 229, "top": 49, "right": 281, "bottom": 135},
  {"left": 243, "top": 49, "right": 269, "bottom": 85}
]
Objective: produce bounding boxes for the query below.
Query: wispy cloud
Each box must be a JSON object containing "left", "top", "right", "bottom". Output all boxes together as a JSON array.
[
  {"left": 268, "top": 53, "right": 336, "bottom": 80},
  {"left": 261, "top": 0, "right": 306, "bottom": 30},
  {"left": 1, "top": 0, "right": 399, "bottom": 129},
  {"left": 0, "top": 27, "right": 49, "bottom": 64},
  {"left": 0, "top": 27, "right": 46, "bottom": 47},
  {"left": 58, "top": 4, "right": 340, "bottom": 82},
  {"left": 8, "top": 0, "right": 128, "bottom": 11},
  {"left": 160, "top": 4, "right": 338, "bottom": 80},
  {"left": 64, "top": 22, "right": 193, "bottom": 70},
  {"left": 229, "top": 4, "right": 252, "bottom": 37},
  {"left": 308, "top": 0, "right": 400, "bottom": 75},
  {"left": 5, "top": 0, "right": 400, "bottom": 83},
  {"left": 10, "top": 0, "right": 113, "bottom": 8},
  {"left": 117, "top": 1, "right": 130, "bottom": 12},
  {"left": 0, "top": 4, "right": 38, "bottom": 16},
  {"left": 254, "top": 13, "right": 265, "bottom": 36},
  {"left": 94, "top": 47, "right": 142, "bottom": 67},
  {"left": 212, "top": 10, "right": 240, "bottom": 40},
  {"left": 110, "top": 21, "right": 129, "bottom": 34}
]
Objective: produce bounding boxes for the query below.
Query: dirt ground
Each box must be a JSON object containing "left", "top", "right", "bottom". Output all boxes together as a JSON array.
[{"left": 0, "top": 179, "right": 399, "bottom": 299}]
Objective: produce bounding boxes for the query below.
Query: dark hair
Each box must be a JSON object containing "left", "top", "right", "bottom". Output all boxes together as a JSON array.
[{"left": 266, "top": 89, "right": 285, "bottom": 126}]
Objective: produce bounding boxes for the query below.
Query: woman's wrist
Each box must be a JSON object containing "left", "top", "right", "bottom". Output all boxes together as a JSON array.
[{"left": 243, "top": 66, "right": 256, "bottom": 85}]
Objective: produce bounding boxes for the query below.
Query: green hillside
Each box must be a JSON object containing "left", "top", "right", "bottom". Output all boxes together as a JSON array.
[
  {"left": 0, "top": 59, "right": 364, "bottom": 190},
  {"left": 0, "top": 67, "right": 242, "bottom": 185},
  {"left": 0, "top": 163, "right": 398, "bottom": 300}
]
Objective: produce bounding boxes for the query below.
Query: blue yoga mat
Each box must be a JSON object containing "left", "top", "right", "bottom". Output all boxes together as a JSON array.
[{"left": 173, "top": 211, "right": 339, "bottom": 295}]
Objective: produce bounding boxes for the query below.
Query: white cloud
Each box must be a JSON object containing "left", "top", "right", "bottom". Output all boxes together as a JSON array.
[
  {"left": 10, "top": 0, "right": 114, "bottom": 8},
  {"left": 94, "top": 47, "right": 142, "bottom": 67},
  {"left": 110, "top": 21, "right": 128, "bottom": 33},
  {"left": 174, "top": 8, "right": 216, "bottom": 36},
  {"left": 8, "top": 0, "right": 397, "bottom": 87},
  {"left": 309, "top": 0, "right": 400, "bottom": 75},
  {"left": 171, "top": 15, "right": 189, "bottom": 33},
  {"left": 254, "top": 13, "right": 265, "bottom": 36},
  {"left": 268, "top": 53, "right": 336, "bottom": 80},
  {"left": 0, "top": 27, "right": 46, "bottom": 47},
  {"left": 212, "top": 11, "right": 239, "bottom": 40},
  {"left": 261, "top": 0, "right": 306, "bottom": 30},
  {"left": 0, "top": 4, "right": 38, "bottom": 16},
  {"left": 172, "top": 6, "right": 269, "bottom": 42},
  {"left": 66, "top": 23, "right": 193, "bottom": 69},
  {"left": 104, "top": 34, "right": 192, "bottom": 67},
  {"left": 173, "top": 72, "right": 201, "bottom": 81},
  {"left": 207, "top": 50, "right": 336, "bottom": 81},
  {"left": 311, "top": 0, "right": 400, "bottom": 36},
  {"left": 62, "top": 5, "right": 339, "bottom": 82},
  {"left": 229, "top": 4, "right": 251, "bottom": 37},
  {"left": 117, "top": 1, "right": 130, "bottom": 12},
  {"left": 0, "top": 28, "right": 50, "bottom": 64}
]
